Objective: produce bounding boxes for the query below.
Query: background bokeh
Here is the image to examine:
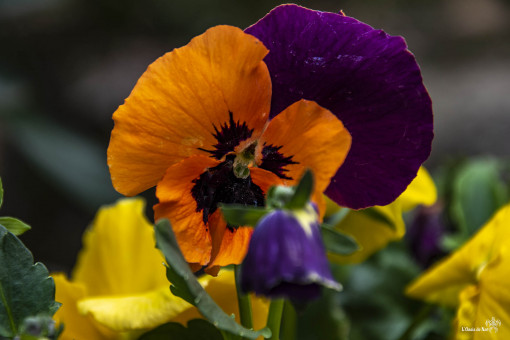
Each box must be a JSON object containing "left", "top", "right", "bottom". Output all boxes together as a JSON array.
[{"left": 0, "top": 0, "right": 509, "bottom": 311}]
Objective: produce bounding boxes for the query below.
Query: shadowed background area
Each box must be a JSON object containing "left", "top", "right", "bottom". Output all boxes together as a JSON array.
[{"left": 0, "top": 0, "right": 509, "bottom": 279}]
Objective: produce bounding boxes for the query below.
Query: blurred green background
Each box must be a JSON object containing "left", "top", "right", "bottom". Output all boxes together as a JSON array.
[{"left": 0, "top": 2, "right": 509, "bottom": 335}]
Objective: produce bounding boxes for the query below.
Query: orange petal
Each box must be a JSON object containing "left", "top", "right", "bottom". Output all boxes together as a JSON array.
[
  {"left": 207, "top": 212, "right": 254, "bottom": 269},
  {"left": 260, "top": 99, "right": 352, "bottom": 201},
  {"left": 154, "top": 156, "right": 221, "bottom": 267},
  {"left": 108, "top": 25, "right": 272, "bottom": 195}
]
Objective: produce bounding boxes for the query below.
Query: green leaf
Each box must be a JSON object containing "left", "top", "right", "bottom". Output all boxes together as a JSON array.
[
  {"left": 154, "top": 219, "right": 271, "bottom": 340},
  {"left": 0, "top": 225, "right": 57, "bottom": 337},
  {"left": 450, "top": 158, "right": 508, "bottom": 236},
  {"left": 0, "top": 178, "right": 3, "bottom": 209},
  {"left": 321, "top": 225, "right": 360, "bottom": 256},
  {"left": 139, "top": 319, "right": 223, "bottom": 340},
  {"left": 285, "top": 169, "right": 314, "bottom": 210},
  {"left": 220, "top": 204, "right": 270, "bottom": 227},
  {"left": 0, "top": 217, "right": 31, "bottom": 236}
]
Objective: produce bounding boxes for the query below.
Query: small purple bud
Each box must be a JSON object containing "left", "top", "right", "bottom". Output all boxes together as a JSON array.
[
  {"left": 406, "top": 203, "right": 446, "bottom": 268},
  {"left": 241, "top": 205, "right": 341, "bottom": 301}
]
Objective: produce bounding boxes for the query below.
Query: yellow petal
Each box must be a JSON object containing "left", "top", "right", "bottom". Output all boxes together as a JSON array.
[
  {"left": 327, "top": 199, "right": 405, "bottom": 264},
  {"left": 326, "top": 167, "right": 436, "bottom": 264},
  {"left": 53, "top": 273, "right": 117, "bottom": 340},
  {"left": 406, "top": 203, "right": 510, "bottom": 308},
  {"left": 399, "top": 166, "right": 437, "bottom": 212},
  {"left": 171, "top": 270, "right": 269, "bottom": 331},
  {"left": 78, "top": 286, "right": 194, "bottom": 332},
  {"left": 73, "top": 198, "right": 168, "bottom": 296}
]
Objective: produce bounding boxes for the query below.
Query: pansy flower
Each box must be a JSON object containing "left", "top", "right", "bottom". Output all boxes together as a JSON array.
[
  {"left": 246, "top": 4, "right": 433, "bottom": 209},
  {"left": 406, "top": 202, "right": 510, "bottom": 338},
  {"left": 107, "top": 26, "right": 352, "bottom": 272}
]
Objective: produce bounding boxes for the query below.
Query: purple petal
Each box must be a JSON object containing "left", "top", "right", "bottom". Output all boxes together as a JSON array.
[
  {"left": 246, "top": 5, "right": 433, "bottom": 209},
  {"left": 241, "top": 209, "right": 340, "bottom": 301}
]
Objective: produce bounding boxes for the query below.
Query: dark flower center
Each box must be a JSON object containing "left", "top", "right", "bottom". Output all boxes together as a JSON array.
[
  {"left": 259, "top": 144, "right": 298, "bottom": 180},
  {"left": 198, "top": 111, "right": 254, "bottom": 160},
  {"left": 192, "top": 112, "right": 300, "bottom": 231},
  {"left": 191, "top": 155, "right": 265, "bottom": 231}
]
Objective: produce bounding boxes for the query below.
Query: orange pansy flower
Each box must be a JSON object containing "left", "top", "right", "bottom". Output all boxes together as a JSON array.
[{"left": 108, "top": 25, "right": 351, "bottom": 273}]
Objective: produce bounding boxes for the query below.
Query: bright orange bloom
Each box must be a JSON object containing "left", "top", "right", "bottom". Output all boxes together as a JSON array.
[{"left": 108, "top": 26, "right": 351, "bottom": 272}]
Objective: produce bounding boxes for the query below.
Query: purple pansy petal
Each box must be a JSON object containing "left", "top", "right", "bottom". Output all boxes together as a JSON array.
[
  {"left": 241, "top": 209, "right": 340, "bottom": 301},
  {"left": 246, "top": 5, "right": 433, "bottom": 209}
]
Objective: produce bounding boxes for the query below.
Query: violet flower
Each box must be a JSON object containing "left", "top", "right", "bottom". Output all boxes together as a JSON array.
[
  {"left": 240, "top": 204, "right": 341, "bottom": 301},
  {"left": 246, "top": 5, "right": 433, "bottom": 209}
]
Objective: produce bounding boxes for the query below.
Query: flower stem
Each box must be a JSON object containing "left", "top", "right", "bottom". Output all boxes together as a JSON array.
[
  {"left": 397, "top": 304, "right": 434, "bottom": 340},
  {"left": 234, "top": 265, "right": 253, "bottom": 330},
  {"left": 267, "top": 299, "right": 285, "bottom": 340}
]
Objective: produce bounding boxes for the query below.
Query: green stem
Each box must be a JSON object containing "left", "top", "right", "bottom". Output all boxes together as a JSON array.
[
  {"left": 397, "top": 304, "right": 434, "bottom": 340},
  {"left": 0, "top": 281, "right": 17, "bottom": 335},
  {"left": 280, "top": 301, "right": 297, "bottom": 340},
  {"left": 234, "top": 265, "right": 253, "bottom": 331},
  {"left": 267, "top": 299, "right": 285, "bottom": 340}
]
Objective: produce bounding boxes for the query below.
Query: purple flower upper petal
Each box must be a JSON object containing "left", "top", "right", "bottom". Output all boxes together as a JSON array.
[
  {"left": 246, "top": 4, "right": 433, "bottom": 209},
  {"left": 241, "top": 208, "right": 340, "bottom": 301}
]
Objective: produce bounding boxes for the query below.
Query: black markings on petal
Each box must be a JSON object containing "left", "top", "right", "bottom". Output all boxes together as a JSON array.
[
  {"left": 259, "top": 144, "right": 298, "bottom": 180},
  {"left": 199, "top": 111, "right": 254, "bottom": 160},
  {"left": 191, "top": 155, "right": 265, "bottom": 231}
]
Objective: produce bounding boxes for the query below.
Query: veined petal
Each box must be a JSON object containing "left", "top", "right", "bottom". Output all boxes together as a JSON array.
[
  {"left": 73, "top": 198, "right": 168, "bottom": 297},
  {"left": 78, "top": 286, "right": 194, "bottom": 332},
  {"left": 154, "top": 156, "right": 221, "bottom": 267},
  {"left": 246, "top": 4, "right": 433, "bottom": 209},
  {"left": 108, "top": 25, "right": 272, "bottom": 196},
  {"left": 260, "top": 99, "right": 351, "bottom": 202},
  {"left": 52, "top": 274, "right": 116, "bottom": 340}
]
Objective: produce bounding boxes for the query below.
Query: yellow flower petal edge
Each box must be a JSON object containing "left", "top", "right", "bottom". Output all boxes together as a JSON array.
[
  {"left": 400, "top": 166, "right": 437, "bottom": 212},
  {"left": 406, "top": 203, "right": 510, "bottom": 338},
  {"left": 327, "top": 166, "right": 437, "bottom": 264},
  {"left": 78, "top": 281, "right": 204, "bottom": 332},
  {"left": 72, "top": 198, "right": 169, "bottom": 296},
  {"left": 53, "top": 274, "right": 117, "bottom": 340}
]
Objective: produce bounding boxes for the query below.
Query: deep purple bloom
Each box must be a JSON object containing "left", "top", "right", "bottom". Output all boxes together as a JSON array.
[
  {"left": 241, "top": 206, "right": 341, "bottom": 301},
  {"left": 246, "top": 5, "right": 433, "bottom": 209}
]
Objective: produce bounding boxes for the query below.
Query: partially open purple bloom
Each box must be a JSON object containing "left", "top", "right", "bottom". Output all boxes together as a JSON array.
[
  {"left": 246, "top": 5, "right": 433, "bottom": 209},
  {"left": 241, "top": 205, "right": 341, "bottom": 301}
]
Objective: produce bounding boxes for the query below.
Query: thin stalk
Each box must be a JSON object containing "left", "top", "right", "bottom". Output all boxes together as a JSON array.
[
  {"left": 397, "top": 304, "right": 434, "bottom": 340},
  {"left": 234, "top": 265, "right": 253, "bottom": 330},
  {"left": 267, "top": 299, "right": 285, "bottom": 340}
]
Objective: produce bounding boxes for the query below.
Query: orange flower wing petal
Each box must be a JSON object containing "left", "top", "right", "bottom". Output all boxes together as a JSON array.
[
  {"left": 154, "top": 156, "right": 221, "bottom": 267},
  {"left": 207, "top": 214, "right": 254, "bottom": 270},
  {"left": 260, "top": 99, "right": 352, "bottom": 197},
  {"left": 108, "top": 25, "right": 272, "bottom": 195}
]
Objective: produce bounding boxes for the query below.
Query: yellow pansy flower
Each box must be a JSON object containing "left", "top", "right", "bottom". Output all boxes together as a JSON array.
[
  {"left": 406, "top": 203, "right": 510, "bottom": 339},
  {"left": 53, "top": 198, "right": 268, "bottom": 339},
  {"left": 326, "top": 166, "right": 437, "bottom": 263}
]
